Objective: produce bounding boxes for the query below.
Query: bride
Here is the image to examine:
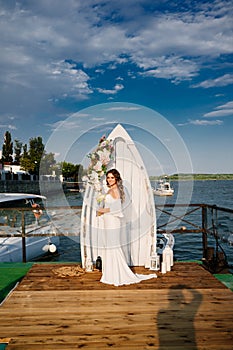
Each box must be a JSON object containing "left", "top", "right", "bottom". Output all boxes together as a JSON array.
[{"left": 97, "top": 169, "right": 157, "bottom": 286}]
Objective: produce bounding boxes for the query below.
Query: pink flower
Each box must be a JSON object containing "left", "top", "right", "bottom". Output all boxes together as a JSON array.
[
  {"left": 97, "top": 148, "right": 110, "bottom": 166},
  {"left": 93, "top": 160, "right": 102, "bottom": 172}
]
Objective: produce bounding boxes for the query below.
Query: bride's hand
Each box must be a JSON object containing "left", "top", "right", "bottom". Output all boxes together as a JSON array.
[
  {"left": 97, "top": 208, "right": 104, "bottom": 216},
  {"left": 97, "top": 208, "right": 110, "bottom": 216}
]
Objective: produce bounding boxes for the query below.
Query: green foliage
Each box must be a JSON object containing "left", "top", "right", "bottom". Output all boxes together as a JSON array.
[
  {"left": 22, "top": 144, "right": 28, "bottom": 157},
  {"left": 14, "top": 139, "right": 23, "bottom": 164},
  {"left": 0, "top": 131, "right": 84, "bottom": 179},
  {"left": 1, "top": 131, "right": 13, "bottom": 163},
  {"left": 29, "top": 137, "right": 44, "bottom": 160},
  {"left": 29, "top": 137, "right": 44, "bottom": 174},
  {"left": 150, "top": 174, "right": 233, "bottom": 181},
  {"left": 172, "top": 174, "right": 233, "bottom": 180},
  {"left": 61, "top": 162, "right": 84, "bottom": 181},
  {"left": 20, "top": 156, "right": 36, "bottom": 173},
  {"left": 40, "top": 153, "right": 56, "bottom": 175},
  {"left": 20, "top": 136, "right": 45, "bottom": 175}
]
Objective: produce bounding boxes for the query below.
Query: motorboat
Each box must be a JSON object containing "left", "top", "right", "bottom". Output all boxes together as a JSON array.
[
  {"left": 0, "top": 193, "right": 59, "bottom": 262},
  {"left": 81, "top": 123, "right": 157, "bottom": 269},
  {"left": 153, "top": 176, "right": 174, "bottom": 196}
]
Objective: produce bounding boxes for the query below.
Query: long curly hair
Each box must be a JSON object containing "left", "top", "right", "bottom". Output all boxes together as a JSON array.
[{"left": 106, "top": 169, "right": 125, "bottom": 203}]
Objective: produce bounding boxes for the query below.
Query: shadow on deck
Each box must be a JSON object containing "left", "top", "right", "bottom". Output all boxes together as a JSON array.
[{"left": 0, "top": 262, "right": 232, "bottom": 349}]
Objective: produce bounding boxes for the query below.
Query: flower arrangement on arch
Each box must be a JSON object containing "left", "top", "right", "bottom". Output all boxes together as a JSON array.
[{"left": 82, "top": 135, "right": 114, "bottom": 201}]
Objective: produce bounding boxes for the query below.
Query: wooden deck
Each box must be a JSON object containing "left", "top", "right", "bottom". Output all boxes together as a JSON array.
[{"left": 0, "top": 262, "right": 232, "bottom": 349}]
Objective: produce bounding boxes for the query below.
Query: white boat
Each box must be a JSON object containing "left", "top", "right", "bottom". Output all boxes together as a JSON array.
[
  {"left": 153, "top": 177, "right": 174, "bottom": 196},
  {"left": 81, "top": 123, "right": 156, "bottom": 269},
  {"left": 0, "top": 193, "right": 59, "bottom": 262}
]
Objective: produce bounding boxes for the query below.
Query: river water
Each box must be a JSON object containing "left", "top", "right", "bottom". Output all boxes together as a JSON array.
[{"left": 37, "top": 180, "right": 233, "bottom": 268}]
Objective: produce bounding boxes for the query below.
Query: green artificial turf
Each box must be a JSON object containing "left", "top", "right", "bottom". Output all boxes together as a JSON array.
[
  {"left": 214, "top": 273, "right": 233, "bottom": 291},
  {"left": 0, "top": 262, "right": 33, "bottom": 303}
]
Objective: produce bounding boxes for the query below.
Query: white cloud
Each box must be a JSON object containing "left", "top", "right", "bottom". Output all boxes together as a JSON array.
[
  {"left": 0, "top": 0, "right": 233, "bottom": 142},
  {"left": 0, "top": 114, "right": 18, "bottom": 131},
  {"left": 48, "top": 119, "right": 81, "bottom": 131},
  {"left": 53, "top": 152, "right": 61, "bottom": 160},
  {"left": 191, "top": 119, "right": 223, "bottom": 125},
  {"left": 192, "top": 74, "right": 233, "bottom": 88},
  {"left": 105, "top": 106, "right": 141, "bottom": 111},
  {"left": 204, "top": 109, "right": 233, "bottom": 118},
  {"left": 140, "top": 56, "right": 198, "bottom": 82},
  {"left": 0, "top": 124, "right": 17, "bottom": 130},
  {"left": 97, "top": 84, "right": 124, "bottom": 95},
  {"left": 216, "top": 101, "right": 233, "bottom": 109},
  {"left": 203, "top": 100, "right": 233, "bottom": 117},
  {"left": 1, "top": 0, "right": 233, "bottom": 97},
  {"left": 91, "top": 117, "right": 106, "bottom": 121},
  {"left": 179, "top": 100, "right": 233, "bottom": 126},
  {"left": 49, "top": 61, "right": 92, "bottom": 99},
  {"left": 178, "top": 119, "right": 223, "bottom": 126}
]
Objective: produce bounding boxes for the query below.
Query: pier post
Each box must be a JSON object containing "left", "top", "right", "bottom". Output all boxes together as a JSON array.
[
  {"left": 202, "top": 205, "right": 208, "bottom": 260},
  {"left": 21, "top": 210, "right": 27, "bottom": 263}
]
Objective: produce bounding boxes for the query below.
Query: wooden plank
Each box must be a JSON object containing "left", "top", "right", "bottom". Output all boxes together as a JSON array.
[
  {"left": 0, "top": 262, "right": 232, "bottom": 350},
  {"left": 15, "top": 262, "right": 228, "bottom": 291}
]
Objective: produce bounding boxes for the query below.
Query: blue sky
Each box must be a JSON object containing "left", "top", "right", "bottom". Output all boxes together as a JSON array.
[{"left": 0, "top": 0, "right": 232, "bottom": 175}]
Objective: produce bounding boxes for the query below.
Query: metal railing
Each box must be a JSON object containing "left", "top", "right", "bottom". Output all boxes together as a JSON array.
[
  {"left": 1, "top": 204, "right": 233, "bottom": 271},
  {"left": 155, "top": 203, "right": 233, "bottom": 272}
]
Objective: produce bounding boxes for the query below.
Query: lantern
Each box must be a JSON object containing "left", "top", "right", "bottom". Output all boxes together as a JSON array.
[
  {"left": 150, "top": 253, "right": 160, "bottom": 271},
  {"left": 96, "top": 256, "right": 102, "bottom": 271},
  {"left": 161, "top": 261, "right": 167, "bottom": 274},
  {"left": 86, "top": 258, "right": 93, "bottom": 272},
  {"left": 162, "top": 246, "right": 173, "bottom": 272}
]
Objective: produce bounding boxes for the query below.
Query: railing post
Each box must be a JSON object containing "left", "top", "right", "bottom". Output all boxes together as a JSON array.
[
  {"left": 202, "top": 205, "right": 208, "bottom": 260},
  {"left": 21, "top": 210, "right": 27, "bottom": 263}
]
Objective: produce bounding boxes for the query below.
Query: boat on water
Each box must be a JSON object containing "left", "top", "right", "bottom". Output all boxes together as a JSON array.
[
  {"left": 153, "top": 176, "right": 174, "bottom": 196},
  {"left": 0, "top": 193, "right": 59, "bottom": 262},
  {"left": 81, "top": 123, "right": 172, "bottom": 270}
]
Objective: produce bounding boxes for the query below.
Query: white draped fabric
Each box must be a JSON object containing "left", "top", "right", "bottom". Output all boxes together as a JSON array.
[
  {"left": 80, "top": 124, "right": 156, "bottom": 283},
  {"left": 99, "top": 194, "right": 156, "bottom": 286}
]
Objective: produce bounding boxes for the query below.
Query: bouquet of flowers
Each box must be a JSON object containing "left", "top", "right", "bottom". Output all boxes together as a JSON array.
[{"left": 82, "top": 135, "right": 114, "bottom": 202}]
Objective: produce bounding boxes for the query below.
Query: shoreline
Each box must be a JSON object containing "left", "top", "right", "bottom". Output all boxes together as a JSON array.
[{"left": 150, "top": 175, "right": 233, "bottom": 181}]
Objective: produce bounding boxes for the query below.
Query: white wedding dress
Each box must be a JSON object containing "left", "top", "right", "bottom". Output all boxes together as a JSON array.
[{"left": 100, "top": 194, "right": 157, "bottom": 286}]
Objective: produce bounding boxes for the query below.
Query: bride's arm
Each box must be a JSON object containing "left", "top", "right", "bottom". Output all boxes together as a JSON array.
[{"left": 97, "top": 207, "right": 110, "bottom": 216}]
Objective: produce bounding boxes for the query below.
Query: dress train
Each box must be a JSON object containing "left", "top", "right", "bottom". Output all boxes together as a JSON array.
[
  {"left": 100, "top": 194, "right": 157, "bottom": 286},
  {"left": 100, "top": 245, "right": 157, "bottom": 286}
]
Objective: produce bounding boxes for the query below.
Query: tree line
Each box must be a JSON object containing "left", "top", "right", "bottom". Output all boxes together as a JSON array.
[
  {"left": 0, "top": 131, "right": 84, "bottom": 180},
  {"left": 150, "top": 173, "right": 233, "bottom": 181}
]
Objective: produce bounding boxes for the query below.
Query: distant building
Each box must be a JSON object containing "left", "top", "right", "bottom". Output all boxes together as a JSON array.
[
  {"left": 0, "top": 163, "right": 62, "bottom": 182},
  {"left": 2, "top": 163, "right": 27, "bottom": 175},
  {"left": 0, "top": 163, "right": 29, "bottom": 181}
]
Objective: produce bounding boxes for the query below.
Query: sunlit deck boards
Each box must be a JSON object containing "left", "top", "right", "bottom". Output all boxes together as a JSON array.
[{"left": 0, "top": 262, "right": 232, "bottom": 349}]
